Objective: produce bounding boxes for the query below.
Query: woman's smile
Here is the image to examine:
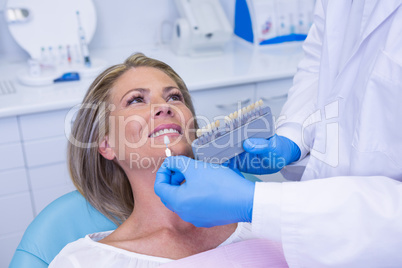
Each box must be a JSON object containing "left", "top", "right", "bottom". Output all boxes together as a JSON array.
[{"left": 149, "top": 123, "right": 182, "bottom": 138}]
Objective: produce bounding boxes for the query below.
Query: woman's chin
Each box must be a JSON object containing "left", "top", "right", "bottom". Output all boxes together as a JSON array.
[{"left": 170, "top": 143, "right": 194, "bottom": 158}]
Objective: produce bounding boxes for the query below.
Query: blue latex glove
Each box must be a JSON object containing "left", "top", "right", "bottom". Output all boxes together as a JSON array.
[
  {"left": 226, "top": 134, "right": 301, "bottom": 175},
  {"left": 154, "top": 156, "right": 255, "bottom": 228}
]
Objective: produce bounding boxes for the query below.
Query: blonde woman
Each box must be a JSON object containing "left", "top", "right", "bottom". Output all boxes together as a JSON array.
[{"left": 49, "top": 53, "right": 257, "bottom": 267}]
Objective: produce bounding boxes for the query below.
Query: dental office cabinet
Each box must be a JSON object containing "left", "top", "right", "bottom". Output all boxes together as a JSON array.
[{"left": 0, "top": 0, "right": 312, "bottom": 266}]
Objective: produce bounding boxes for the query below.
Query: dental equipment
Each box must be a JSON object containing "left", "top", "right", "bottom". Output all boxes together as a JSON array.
[
  {"left": 76, "top": 10, "right": 91, "bottom": 67},
  {"left": 164, "top": 135, "right": 172, "bottom": 157},
  {"left": 171, "top": 0, "right": 232, "bottom": 57},
  {"left": 192, "top": 100, "right": 274, "bottom": 164}
]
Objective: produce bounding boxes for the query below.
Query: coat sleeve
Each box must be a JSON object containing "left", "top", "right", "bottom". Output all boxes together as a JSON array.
[
  {"left": 276, "top": 0, "right": 325, "bottom": 161},
  {"left": 252, "top": 177, "right": 402, "bottom": 267}
]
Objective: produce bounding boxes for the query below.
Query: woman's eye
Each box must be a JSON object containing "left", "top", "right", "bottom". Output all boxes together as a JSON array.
[
  {"left": 168, "top": 94, "right": 183, "bottom": 102},
  {"left": 128, "top": 96, "right": 144, "bottom": 105}
]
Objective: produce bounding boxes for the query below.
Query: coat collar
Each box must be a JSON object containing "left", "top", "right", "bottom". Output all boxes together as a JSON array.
[{"left": 361, "top": 0, "right": 402, "bottom": 41}]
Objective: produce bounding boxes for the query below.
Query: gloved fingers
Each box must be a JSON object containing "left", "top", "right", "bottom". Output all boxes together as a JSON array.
[
  {"left": 171, "top": 171, "right": 185, "bottom": 185},
  {"left": 161, "top": 155, "right": 194, "bottom": 174},
  {"left": 243, "top": 135, "right": 277, "bottom": 154},
  {"left": 222, "top": 156, "right": 237, "bottom": 169},
  {"left": 154, "top": 163, "right": 180, "bottom": 205},
  {"left": 224, "top": 153, "right": 247, "bottom": 171}
]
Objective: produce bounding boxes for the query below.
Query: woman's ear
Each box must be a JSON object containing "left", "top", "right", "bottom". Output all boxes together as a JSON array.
[{"left": 98, "top": 136, "right": 115, "bottom": 160}]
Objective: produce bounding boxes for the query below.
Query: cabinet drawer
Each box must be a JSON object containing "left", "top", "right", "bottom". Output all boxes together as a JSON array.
[
  {"left": 0, "top": 116, "right": 20, "bottom": 145},
  {"left": 0, "top": 143, "right": 24, "bottom": 171},
  {"left": 23, "top": 136, "right": 67, "bottom": 167},
  {"left": 0, "top": 193, "right": 33, "bottom": 236},
  {"left": 0, "top": 169, "right": 28, "bottom": 196},
  {"left": 190, "top": 84, "right": 255, "bottom": 127},
  {"left": 256, "top": 78, "right": 293, "bottom": 118},
  {"left": 19, "top": 109, "right": 71, "bottom": 141},
  {"left": 29, "top": 163, "right": 73, "bottom": 190}
]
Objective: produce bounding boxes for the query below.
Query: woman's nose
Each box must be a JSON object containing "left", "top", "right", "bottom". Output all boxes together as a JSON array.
[{"left": 153, "top": 104, "right": 174, "bottom": 118}]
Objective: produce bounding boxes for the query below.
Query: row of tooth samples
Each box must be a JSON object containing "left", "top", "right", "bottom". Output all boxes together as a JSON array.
[
  {"left": 224, "top": 99, "right": 264, "bottom": 128},
  {"left": 196, "top": 120, "right": 220, "bottom": 138},
  {"left": 195, "top": 100, "right": 264, "bottom": 145}
]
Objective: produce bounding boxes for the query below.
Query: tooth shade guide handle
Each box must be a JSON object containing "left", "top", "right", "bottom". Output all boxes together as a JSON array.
[{"left": 165, "top": 148, "right": 172, "bottom": 157}]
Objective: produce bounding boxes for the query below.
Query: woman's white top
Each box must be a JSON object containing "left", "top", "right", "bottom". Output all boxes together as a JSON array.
[{"left": 49, "top": 222, "right": 257, "bottom": 267}]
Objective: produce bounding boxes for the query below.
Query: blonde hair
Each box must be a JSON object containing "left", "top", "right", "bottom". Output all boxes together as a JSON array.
[{"left": 68, "top": 53, "right": 198, "bottom": 225}]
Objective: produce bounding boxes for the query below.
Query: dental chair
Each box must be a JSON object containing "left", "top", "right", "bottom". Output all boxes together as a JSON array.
[
  {"left": 9, "top": 174, "right": 260, "bottom": 267},
  {"left": 9, "top": 190, "right": 117, "bottom": 268}
]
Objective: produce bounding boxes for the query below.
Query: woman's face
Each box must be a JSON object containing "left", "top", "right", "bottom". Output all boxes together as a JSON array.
[{"left": 104, "top": 66, "right": 195, "bottom": 171}]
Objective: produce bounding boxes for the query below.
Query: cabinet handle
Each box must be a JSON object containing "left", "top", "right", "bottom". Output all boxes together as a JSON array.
[
  {"left": 216, "top": 98, "right": 251, "bottom": 109},
  {"left": 260, "top": 94, "right": 288, "bottom": 101}
]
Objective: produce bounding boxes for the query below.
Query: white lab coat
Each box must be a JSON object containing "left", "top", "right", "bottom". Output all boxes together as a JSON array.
[{"left": 252, "top": 0, "right": 402, "bottom": 267}]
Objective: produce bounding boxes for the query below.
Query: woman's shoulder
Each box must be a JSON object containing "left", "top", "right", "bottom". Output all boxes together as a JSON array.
[
  {"left": 49, "top": 230, "right": 172, "bottom": 267},
  {"left": 49, "top": 231, "right": 112, "bottom": 267}
]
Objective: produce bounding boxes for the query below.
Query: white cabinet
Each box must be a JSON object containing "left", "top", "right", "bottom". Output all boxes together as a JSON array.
[
  {"left": 0, "top": 116, "right": 24, "bottom": 171},
  {"left": 0, "top": 143, "right": 24, "bottom": 171},
  {"left": 0, "top": 169, "right": 29, "bottom": 196},
  {"left": 0, "top": 116, "right": 20, "bottom": 143},
  {"left": 0, "top": 116, "right": 34, "bottom": 268},
  {"left": 23, "top": 136, "right": 67, "bottom": 168},
  {"left": 256, "top": 78, "right": 293, "bottom": 119},
  {"left": 19, "top": 109, "right": 71, "bottom": 141},
  {"left": 18, "top": 109, "right": 73, "bottom": 215},
  {"left": 190, "top": 83, "right": 255, "bottom": 127}
]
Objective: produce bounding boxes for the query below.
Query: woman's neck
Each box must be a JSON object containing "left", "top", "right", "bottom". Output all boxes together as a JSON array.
[
  {"left": 99, "top": 166, "right": 238, "bottom": 259},
  {"left": 118, "top": 167, "right": 197, "bottom": 238}
]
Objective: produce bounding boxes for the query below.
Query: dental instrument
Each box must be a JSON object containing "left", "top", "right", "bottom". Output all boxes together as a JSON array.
[
  {"left": 164, "top": 135, "right": 172, "bottom": 157},
  {"left": 76, "top": 11, "right": 91, "bottom": 67},
  {"left": 192, "top": 100, "right": 274, "bottom": 164}
]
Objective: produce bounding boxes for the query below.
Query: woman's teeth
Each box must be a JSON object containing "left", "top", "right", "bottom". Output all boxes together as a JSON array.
[{"left": 150, "top": 128, "right": 180, "bottom": 138}]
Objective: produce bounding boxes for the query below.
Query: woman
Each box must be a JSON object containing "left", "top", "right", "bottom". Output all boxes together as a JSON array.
[{"left": 49, "top": 53, "right": 257, "bottom": 267}]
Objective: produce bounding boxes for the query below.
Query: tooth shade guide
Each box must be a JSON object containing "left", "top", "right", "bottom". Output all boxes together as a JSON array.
[
  {"left": 196, "top": 129, "right": 202, "bottom": 137},
  {"left": 194, "top": 99, "right": 266, "bottom": 146},
  {"left": 164, "top": 135, "right": 170, "bottom": 145},
  {"left": 191, "top": 102, "right": 274, "bottom": 164}
]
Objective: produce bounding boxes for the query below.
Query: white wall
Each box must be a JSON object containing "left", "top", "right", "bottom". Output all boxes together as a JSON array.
[{"left": 0, "top": 0, "right": 235, "bottom": 61}]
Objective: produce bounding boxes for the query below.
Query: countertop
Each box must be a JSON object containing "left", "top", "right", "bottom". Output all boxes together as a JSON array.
[{"left": 0, "top": 41, "right": 304, "bottom": 118}]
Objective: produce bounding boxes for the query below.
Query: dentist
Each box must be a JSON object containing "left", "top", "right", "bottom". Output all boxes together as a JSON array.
[{"left": 155, "top": 0, "right": 402, "bottom": 266}]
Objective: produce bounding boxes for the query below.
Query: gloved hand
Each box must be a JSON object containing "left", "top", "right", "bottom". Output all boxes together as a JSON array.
[
  {"left": 154, "top": 156, "right": 255, "bottom": 228},
  {"left": 225, "top": 134, "right": 301, "bottom": 175}
]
